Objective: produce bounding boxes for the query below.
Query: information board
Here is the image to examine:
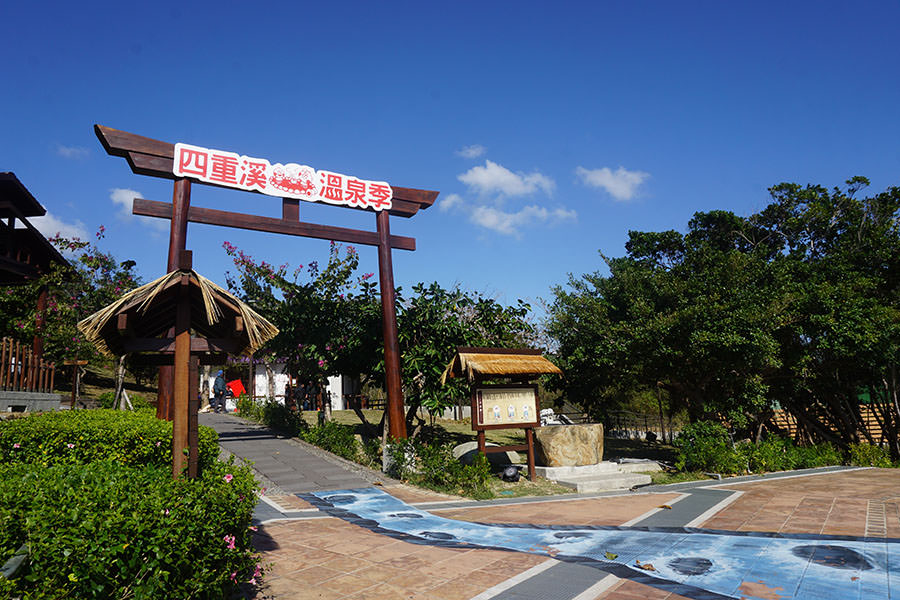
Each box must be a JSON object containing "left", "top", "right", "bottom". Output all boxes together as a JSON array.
[{"left": 473, "top": 384, "right": 540, "bottom": 430}]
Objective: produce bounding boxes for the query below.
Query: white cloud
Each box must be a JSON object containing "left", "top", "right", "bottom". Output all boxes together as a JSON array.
[
  {"left": 439, "top": 193, "right": 465, "bottom": 212},
  {"left": 469, "top": 204, "right": 576, "bottom": 238},
  {"left": 576, "top": 166, "right": 649, "bottom": 201},
  {"left": 459, "top": 160, "right": 555, "bottom": 197},
  {"left": 29, "top": 213, "right": 89, "bottom": 242},
  {"left": 55, "top": 144, "right": 90, "bottom": 160},
  {"left": 110, "top": 188, "right": 168, "bottom": 232},
  {"left": 455, "top": 144, "right": 487, "bottom": 159},
  {"left": 110, "top": 188, "right": 142, "bottom": 218}
]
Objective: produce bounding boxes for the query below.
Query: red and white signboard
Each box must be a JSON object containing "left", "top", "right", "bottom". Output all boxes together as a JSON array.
[{"left": 173, "top": 143, "right": 393, "bottom": 211}]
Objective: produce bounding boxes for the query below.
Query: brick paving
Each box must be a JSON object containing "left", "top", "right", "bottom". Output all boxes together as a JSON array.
[
  {"left": 251, "top": 491, "right": 679, "bottom": 599},
  {"left": 206, "top": 415, "right": 900, "bottom": 599},
  {"left": 597, "top": 469, "right": 900, "bottom": 600},
  {"left": 250, "top": 469, "right": 900, "bottom": 599}
]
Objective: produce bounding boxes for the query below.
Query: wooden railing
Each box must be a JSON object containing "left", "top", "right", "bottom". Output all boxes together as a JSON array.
[
  {"left": 768, "top": 408, "right": 893, "bottom": 446},
  {"left": 0, "top": 337, "right": 55, "bottom": 393}
]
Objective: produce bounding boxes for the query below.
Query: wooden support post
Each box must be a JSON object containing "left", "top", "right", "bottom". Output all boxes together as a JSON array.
[
  {"left": 69, "top": 360, "right": 77, "bottom": 408},
  {"left": 282, "top": 198, "right": 299, "bottom": 221},
  {"left": 171, "top": 250, "right": 192, "bottom": 478},
  {"left": 376, "top": 210, "right": 406, "bottom": 440},
  {"left": 188, "top": 355, "right": 199, "bottom": 478},
  {"left": 32, "top": 286, "right": 47, "bottom": 360},
  {"left": 158, "top": 178, "right": 191, "bottom": 421},
  {"left": 525, "top": 427, "right": 536, "bottom": 482}
]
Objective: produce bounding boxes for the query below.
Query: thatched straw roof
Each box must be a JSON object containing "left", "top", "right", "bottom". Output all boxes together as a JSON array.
[
  {"left": 78, "top": 269, "right": 278, "bottom": 358},
  {"left": 440, "top": 347, "right": 563, "bottom": 384}
]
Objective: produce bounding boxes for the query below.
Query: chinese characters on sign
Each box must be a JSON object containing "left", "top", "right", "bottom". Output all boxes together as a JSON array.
[
  {"left": 173, "top": 143, "right": 393, "bottom": 211},
  {"left": 474, "top": 387, "right": 539, "bottom": 428}
]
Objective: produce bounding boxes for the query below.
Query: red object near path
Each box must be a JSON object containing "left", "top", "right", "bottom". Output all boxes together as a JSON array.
[{"left": 226, "top": 379, "right": 246, "bottom": 397}]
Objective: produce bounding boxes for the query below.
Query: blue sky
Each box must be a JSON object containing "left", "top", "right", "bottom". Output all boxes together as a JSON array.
[{"left": 3, "top": 2, "right": 899, "bottom": 320}]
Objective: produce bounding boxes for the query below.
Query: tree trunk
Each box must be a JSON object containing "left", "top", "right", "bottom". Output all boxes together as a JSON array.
[
  {"left": 200, "top": 365, "right": 210, "bottom": 411},
  {"left": 114, "top": 355, "right": 127, "bottom": 410},
  {"left": 265, "top": 364, "right": 275, "bottom": 400},
  {"left": 323, "top": 379, "right": 332, "bottom": 422}
]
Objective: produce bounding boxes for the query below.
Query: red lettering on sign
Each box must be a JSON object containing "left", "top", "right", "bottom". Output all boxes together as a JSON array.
[
  {"left": 320, "top": 173, "right": 344, "bottom": 202},
  {"left": 344, "top": 178, "right": 367, "bottom": 207},
  {"left": 367, "top": 183, "right": 392, "bottom": 209},
  {"left": 240, "top": 160, "right": 268, "bottom": 190},
  {"left": 208, "top": 153, "right": 240, "bottom": 185},
  {"left": 177, "top": 147, "right": 209, "bottom": 178}
]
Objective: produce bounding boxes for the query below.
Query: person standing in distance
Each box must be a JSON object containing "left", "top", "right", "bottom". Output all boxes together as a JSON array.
[{"left": 213, "top": 370, "right": 227, "bottom": 414}]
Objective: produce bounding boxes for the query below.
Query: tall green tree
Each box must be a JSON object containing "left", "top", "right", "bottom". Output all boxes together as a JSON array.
[
  {"left": 223, "top": 240, "right": 381, "bottom": 384},
  {"left": 548, "top": 178, "right": 900, "bottom": 457},
  {"left": 395, "top": 282, "right": 535, "bottom": 434},
  {"left": 223, "top": 243, "right": 536, "bottom": 437},
  {"left": 753, "top": 178, "right": 900, "bottom": 455}
]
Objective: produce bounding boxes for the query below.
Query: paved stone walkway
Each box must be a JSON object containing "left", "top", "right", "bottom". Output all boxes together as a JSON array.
[{"left": 199, "top": 413, "right": 376, "bottom": 495}]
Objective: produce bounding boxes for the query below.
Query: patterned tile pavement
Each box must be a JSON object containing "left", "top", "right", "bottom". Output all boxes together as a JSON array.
[
  {"left": 598, "top": 469, "right": 900, "bottom": 600},
  {"left": 248, "top": 469, "right": 900, "bottom": 599},
  {"left": 251, "top": 488, "right": 681, "bottom": 599}
]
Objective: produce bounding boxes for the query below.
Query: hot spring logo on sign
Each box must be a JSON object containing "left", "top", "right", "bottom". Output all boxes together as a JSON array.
[{"left": 172, "top": 143, "right": 393, "bottom": 211}]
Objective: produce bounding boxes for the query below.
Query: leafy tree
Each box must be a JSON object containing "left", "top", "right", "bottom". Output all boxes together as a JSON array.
[
  {"left": 548, "top": 212, "right": 786, "bottom": 430},
  {"left": 223, "top": 243, "right": 536, "bottom": 437},
  {"left": 395, "top": 282, "right": 535, "bottom": 434},
  {"left": 753, "top": 178, "right": 900, "bottom": 456},
  {"left": 223, "top": 240, "right": 381, "bottom": 385},
  {"left": 548, "top": 178, "right": 900, "bottom": 458}
]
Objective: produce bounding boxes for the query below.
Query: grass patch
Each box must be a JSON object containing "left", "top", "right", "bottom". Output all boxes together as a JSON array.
[
  {"left": 642, "top": 470, "right": 713, "bottom": 486},
  {"left": 488, "top": 475, "right": 574, "bottom": 498}
]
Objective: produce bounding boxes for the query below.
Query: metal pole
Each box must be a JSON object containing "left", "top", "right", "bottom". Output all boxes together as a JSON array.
[{"left": 376, "top": 210, "right": 407, "bottom": 439}]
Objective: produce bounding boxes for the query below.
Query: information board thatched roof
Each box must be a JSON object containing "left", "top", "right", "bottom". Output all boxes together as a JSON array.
[
  {"left": 78, "top": 269, "right": 278, "bottom": 358},
  {"left": 440, "top": 347, "right": 563, "bottom": 384}
]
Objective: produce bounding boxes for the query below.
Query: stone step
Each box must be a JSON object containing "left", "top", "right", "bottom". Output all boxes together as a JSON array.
[
  {"left": 616, "top": 461, "right": 663, "bottom": 473},
  {"left": 535, "top": 461, "right": 622, "bottom": 480},
  {"left": 553, "top": 472, "right": 652, "bottom": 493}
]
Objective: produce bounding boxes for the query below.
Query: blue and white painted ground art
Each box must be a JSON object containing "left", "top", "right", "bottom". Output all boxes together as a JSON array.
[{"left": 302, "top": 488, "right": 900, "bottom": 600}]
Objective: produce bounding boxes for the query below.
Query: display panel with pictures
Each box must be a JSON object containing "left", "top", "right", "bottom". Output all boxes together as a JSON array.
[{"left": 473, "top": 384, "right": 539, "bottom": 430}]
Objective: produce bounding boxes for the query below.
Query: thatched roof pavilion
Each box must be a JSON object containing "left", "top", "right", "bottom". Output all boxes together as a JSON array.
[
  {"left": 78, "top": 268, "right": 277, "bottom": 362},
  {"left": 440, "top": 347, "right": 562, "bottom": 384}
]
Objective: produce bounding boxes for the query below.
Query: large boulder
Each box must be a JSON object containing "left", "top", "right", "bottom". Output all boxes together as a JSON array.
[{"left": 534, "top": 424, "right": 604, "bottom": 467}]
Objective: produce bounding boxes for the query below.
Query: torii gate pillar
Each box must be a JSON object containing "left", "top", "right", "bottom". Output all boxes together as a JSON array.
[{"left": 376, "top": 210, "right": 406, "bottom": 439}]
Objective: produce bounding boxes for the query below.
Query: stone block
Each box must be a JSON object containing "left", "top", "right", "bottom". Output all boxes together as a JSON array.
[
  {"left": 534, "top": 424, "right": 604, "bottom": 467},
  {"left": 0, "top": 391, "right": 63, "bottom": 412},
  {"left": 453, "top": 441, "right": 521, "bottom": 469}
]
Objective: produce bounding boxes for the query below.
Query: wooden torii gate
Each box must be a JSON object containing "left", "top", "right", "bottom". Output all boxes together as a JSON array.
[{"left": 94, "top": 125, "right": 439, "bottom": 439}]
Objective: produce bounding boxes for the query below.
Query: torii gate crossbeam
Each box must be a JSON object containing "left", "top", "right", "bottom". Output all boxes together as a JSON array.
[{"left": 95, "top": 125, "right": 438, "bottom": 440}]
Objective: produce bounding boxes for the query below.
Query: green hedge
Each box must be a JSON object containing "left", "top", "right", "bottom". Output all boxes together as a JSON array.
[
  {"left": 235, "top": 396, "right": 307, "bottom": 437},
  {"left": 301, "top": 421, "right": 360, "bottom": 462},
  {"left": 675, "top": 420, "right": 846, "bottom": 474},
  {"left": 0, "top": 409, "right": 219, "bottom": 470},
  {"left": 0, "top": 460, "right": 260, "bottom": 599},
  {"left": 387, "top": 438, "right": 492, "bottom": 499}
]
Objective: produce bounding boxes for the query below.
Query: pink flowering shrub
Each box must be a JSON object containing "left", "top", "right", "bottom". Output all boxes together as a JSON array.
[{"left": 0, "top": 458, "right": 262, "bottom": 597}]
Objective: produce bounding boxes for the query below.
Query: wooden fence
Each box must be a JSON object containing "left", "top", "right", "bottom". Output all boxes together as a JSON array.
[
  {"left": 0, "top": 337, "right": 55, "bottom": 393},
  {"left": 768, "top": 408, "right": 894, "bottom": 445}
]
